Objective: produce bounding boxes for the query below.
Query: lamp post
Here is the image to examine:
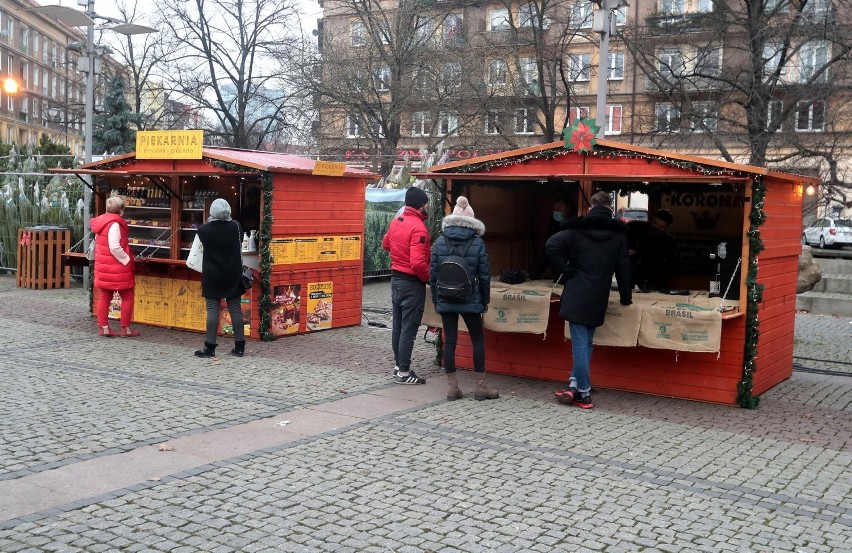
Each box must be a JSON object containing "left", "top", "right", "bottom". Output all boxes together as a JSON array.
[
  {"left": 29, "top": 2, "right": 155, "bottom": 289},
  {"left": 593, "top": 0, "right": 628, "bottom": 139}
]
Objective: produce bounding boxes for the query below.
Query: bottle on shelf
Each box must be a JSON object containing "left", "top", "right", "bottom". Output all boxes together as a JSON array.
[
  {"left": 241, "top": 232, "right": 250, "bottom": 252},
  {"left": 248, "top": 230, "right": 258, "bottom": 252}
]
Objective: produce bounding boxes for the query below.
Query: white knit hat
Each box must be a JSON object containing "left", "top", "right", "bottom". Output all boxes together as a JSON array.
[{"left": 453, "top": 196, "right": 475, "bottom": 217}]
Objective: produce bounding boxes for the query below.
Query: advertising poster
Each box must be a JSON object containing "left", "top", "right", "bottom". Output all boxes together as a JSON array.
[
  {"left": 108, "top": 290, "right": 122, "bottom": 320},
  {"left": 270, "top": 284, "right": 301, "bottom": 336},
  {"left": 219, "top": 291, "right": 252, "bottom": 337},
  {"left": 306, "top": 281, "right": 333, "bottom": 331}
]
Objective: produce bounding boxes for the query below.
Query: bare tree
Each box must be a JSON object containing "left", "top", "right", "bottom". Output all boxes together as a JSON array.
[
  {"left": 622, "top": 0, "right": 852, "bottom": 204},
  {"left": 153, "top": 0, "right": 308, "bottom": 149}
]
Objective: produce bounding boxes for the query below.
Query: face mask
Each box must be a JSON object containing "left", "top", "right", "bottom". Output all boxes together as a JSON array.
[{"left": 552, "top": 211, "right": 566, "bottom": 224}]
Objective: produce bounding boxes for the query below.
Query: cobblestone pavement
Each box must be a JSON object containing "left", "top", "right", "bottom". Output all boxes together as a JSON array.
[{"left": 0, "top": 275, "right": 850, "bottom": 552}]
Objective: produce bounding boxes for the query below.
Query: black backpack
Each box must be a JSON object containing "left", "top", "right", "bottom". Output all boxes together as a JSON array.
[{"left": 436, "top": 236, "right": 476, "bottom": 301}]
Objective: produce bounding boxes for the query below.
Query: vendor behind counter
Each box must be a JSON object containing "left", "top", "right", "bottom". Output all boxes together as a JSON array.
[{"left": 627, "top": 209, "right": 676, "bottom": 292}]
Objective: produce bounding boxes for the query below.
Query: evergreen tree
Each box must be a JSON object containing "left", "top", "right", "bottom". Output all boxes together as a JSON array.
[
  {"left": 92, "top": 75, "right": 137, "bottom": 156},
  {"left": 34, "top": 134, "right": 75, "bottom": 170}
]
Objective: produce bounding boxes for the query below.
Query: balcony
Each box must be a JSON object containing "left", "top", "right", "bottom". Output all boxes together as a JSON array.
[{"left": 646, "top": 11, "right": 723, "bottom": 34}]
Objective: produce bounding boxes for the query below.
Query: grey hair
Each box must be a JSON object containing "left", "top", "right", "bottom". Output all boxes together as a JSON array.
[
  {"left": 209, "top": 198, "right": 232, "bottom": 221},
  {"left": 106, "top": 196, "right": 125, "bottom": 214}
]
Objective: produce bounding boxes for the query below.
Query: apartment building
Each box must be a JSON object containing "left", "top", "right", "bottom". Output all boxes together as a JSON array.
[
  {"left": 313, "top": 0, "right": 852, "bottom": 196},
  {"left": 0, "top": 0, "right": 121, "bottom": 156}
]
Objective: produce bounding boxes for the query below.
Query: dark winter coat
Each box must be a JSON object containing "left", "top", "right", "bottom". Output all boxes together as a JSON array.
[
  {"left": 90, "top": 212, "right": 135, "bottom": 291},
  {"left": 382, "top": 206, "right": 430, "bottom": 282},
  {"left": 197, "top": 219, "right": 244, "bottom": 299},
  {"left": 429, "top": 214, "right": 491, "bottom": 314},
  {"left": 545, "top": 206, "right": 632, "bottom": 327}
]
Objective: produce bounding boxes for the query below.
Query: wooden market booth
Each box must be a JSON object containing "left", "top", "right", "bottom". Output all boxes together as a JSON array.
[
  {"left": 417, "top": 138, "right": 819, "bottom": 407},
  {"left": 61, "top": 142, "right": 377, "bottom": 340}
]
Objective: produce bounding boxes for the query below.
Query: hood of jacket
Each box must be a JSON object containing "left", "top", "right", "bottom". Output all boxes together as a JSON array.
[
  {"left": 562, "top": 206, "right": 625, "bottom": 241},
  {"left": 441, "top": 214, "right": 485, "bottom": 237}
]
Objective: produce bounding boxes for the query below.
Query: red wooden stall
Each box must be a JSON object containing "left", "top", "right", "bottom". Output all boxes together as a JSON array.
[
  {"left": 417, "top": 138, "right": 819, "bottom": 406},
  {"left": 60, "top": 147, "right": 376, "bottom": 340}
]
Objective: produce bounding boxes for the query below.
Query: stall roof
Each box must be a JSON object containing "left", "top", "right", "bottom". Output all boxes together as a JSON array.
[
  {"left": 416, "top": 139, "right": 821, "bottom": 185},
  {"left": 65, "top": 148, "right": 379, "bottom": 178}
]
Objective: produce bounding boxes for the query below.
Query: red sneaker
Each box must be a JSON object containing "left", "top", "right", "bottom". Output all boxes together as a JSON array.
[
  {"left": 571, "top": 393, "right": 594, "bottom": 409},
  {"left": 554, "top": 387, "right": 576, "bottom": 404}
]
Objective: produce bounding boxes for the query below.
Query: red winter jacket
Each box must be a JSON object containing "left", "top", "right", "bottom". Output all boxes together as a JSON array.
[
  {"left": 91, "top": 212, "right": 135, "bottom": 291},
  {"left": 382, "top": 206, "right": 430, "bottom": 282}
]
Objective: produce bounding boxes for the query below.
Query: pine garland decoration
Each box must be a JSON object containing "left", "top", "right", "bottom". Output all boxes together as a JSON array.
[
  {"left": 737, "top": 177, "right": 766, "bottom": 409},
  {"left": 258, "top": 171, "right": 274, "bottom": 341}
]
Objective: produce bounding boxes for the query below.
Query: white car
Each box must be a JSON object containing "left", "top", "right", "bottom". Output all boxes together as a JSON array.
[{"left": 802, "top": 218, "right": 852, "bottom": 248}]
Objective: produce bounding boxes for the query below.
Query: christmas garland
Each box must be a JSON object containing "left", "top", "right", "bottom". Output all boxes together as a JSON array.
[{"left": 738, "top": 177, "right": 766, "bottom": 409}]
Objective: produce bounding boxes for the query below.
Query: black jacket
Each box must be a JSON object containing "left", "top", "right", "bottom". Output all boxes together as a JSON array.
[
  {"left": 429, "top": 214, "right": 491, "bottom": 314},
  {"left": 545, "top": 206, "right": 632, "bottom": 327},
  {"left": 197, "top": 219, "right": 244, "bottom": 299}
]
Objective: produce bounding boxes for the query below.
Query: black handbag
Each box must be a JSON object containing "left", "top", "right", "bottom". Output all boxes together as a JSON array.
[{"left": 240, "top": 265, "right": 254, "bottom": 290}]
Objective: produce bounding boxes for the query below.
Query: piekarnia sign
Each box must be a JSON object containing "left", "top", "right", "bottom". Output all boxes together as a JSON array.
[{"left": 136, "top": 130, "right": 204, "bottom": 160}]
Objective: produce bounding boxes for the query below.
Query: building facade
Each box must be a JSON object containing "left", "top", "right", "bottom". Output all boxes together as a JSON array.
[
  {"left": 313, "top": 0, "right": 851, "bottom": 217},
  {"left": 0, "top": 0, "right": 122, "bottom": 157}
]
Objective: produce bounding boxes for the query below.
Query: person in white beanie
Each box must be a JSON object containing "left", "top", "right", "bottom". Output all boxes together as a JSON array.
[{"left": 453, "top": 196, "right": 475, "bottom": 218}]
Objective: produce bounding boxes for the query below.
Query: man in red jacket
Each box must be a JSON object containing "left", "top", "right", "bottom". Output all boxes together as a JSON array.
[{"left": 382, "top": 187, "right": 431, "bottom": 384}]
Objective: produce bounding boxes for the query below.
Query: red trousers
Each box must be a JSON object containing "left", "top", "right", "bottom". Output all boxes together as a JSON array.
[{"left": 97, "top": 287, "right": 135, "bottom": 327}]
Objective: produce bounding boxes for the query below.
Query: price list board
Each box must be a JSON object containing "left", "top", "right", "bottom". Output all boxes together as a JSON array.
[
  {"left": 134, "top": 275, "right": 207, "bottom": 331},
  {"left": 270, "top": 235, "right": 362, "bottom": 265},
  {"left": 172, "top": 280, "right": 207, "bottom": 331}
]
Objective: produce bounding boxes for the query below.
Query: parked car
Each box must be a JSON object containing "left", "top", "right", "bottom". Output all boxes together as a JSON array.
[
  {"left": 802, "top": 218, "right": 852, "bottom": 248},
  {"left": 616, "top": 207, "right": 648, "bottom": 222}
]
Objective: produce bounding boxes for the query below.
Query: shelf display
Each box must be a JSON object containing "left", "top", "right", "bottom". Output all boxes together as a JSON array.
[{"left": 125, "top": 205, "right": 172, "bottom": 260}]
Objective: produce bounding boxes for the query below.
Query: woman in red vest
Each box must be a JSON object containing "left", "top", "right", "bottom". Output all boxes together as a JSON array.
[{"left": 90, "top": 196, "right": 138, "bottom": 337}]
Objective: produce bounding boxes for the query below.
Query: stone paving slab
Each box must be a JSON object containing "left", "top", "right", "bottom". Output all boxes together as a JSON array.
[{"left": 0, "top": 275, "right": 850, "bottom": 551}]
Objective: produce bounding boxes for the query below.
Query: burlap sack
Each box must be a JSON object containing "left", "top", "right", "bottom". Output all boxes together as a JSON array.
[
  {"left": 483, "top": 283, "right": 553, "bottom": 335},
  {"left": 638, "top": 304, "right": 722, "bottom": 352},
  {"left": 563, "top": 300, "right": 642, "bottom": 347},
  {"left": 423, "top": 287, "right": 468, "bottom": 331}
]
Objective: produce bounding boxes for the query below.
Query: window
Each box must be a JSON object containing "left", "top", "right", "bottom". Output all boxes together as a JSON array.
[
  {"left": 346, "top": 114, "right": 364, "bottom": 137},
  {"left": 568, "top": 54, "right": 591, "bottom": 81},
  {"left": 796, "top": 100, "right": 825, "bottom": 132},
  {"left": 698, "top": 0, "right": 714, "bottom": 13},
  {"left": 412, "top": 68, "right": 430, "bottom": 94},
  {"left": 568, "top": 106, "right": 591, "bottom": 124},
  {"left": 438, "top": 111, "right": 458, "bottom": 136},
  {"left": 414, "top": 16, "right": 434, "bottom": 44},
  {"left": 440, "top": 62, "right": 461, "bottom": 91},
  {"left": 802, "top": 0, "right": 829, "bottom": 21},
  {"left": 371, "top": 118, "right": 384, "bottom": 138},
  {"left": 656, "top": 103, "right": 680, "bottom": 132},
  {"left": 350, "top": 68, "right": 366, "bottom": 93},
  {"left": 350, "top": 22, "right": 366, "bottom": 47},
  {"left": 488, "top": 59, "right": 508, "bottom": 84},
  {"left": 375, "top": 67, "right": 391, "bottom": 91},
  {"left": 519, "top": 57, "right": 537, "bottom": 88},
  {"left": 614, "top": 6, "right": 627, "bottom": 25},
  {"left": 696, "top": 47, "right": 721, "bottom": 77},
  {"left": 515, "top": 107, "right": 535, "bottom": 134},
  {"left": 764, "top": 0, "right": 789, "bottom": 13},
  {"left": 42, "top": 70, "right": 48, "bottom": 95},
  {"left": 661, "top": 0, "right": 684, "bottom": 15},
  {"left": 7, "top": 93, "right": 13, "bottom": 112},
  {"left": 42, "top": 40, "right": 49, "bottom": 63},
  {"left": 6, "top": 17, "right": 13, "bottom": 41},
  {"left": 20, "top": 27, "right": 29, "bottom": 54},
  {"left": 570, "top": 2, "right": 593, "bottom": 28},
  {"left": 412, "top": 111, "right": 431, "bottom": 136},
  {"left": 443, "top": 14, "right": 463, "bottom": 47},
  {"left": 33, "top": 66, "right": 38, "bottom": 90},
  {"left": 32, "top": 33, "right": 38, "bottom": 54},
  {"left": 763, "top": 42, "right": 787, "bottom": 79},
  {"left": 658, "top": 48, "right": 684, "bottom": 78},
  {"left": 608, "top": 52, "right": 624, "bottom": 80},
  {"left": 21, "top": 62, "right": 28, "bottom": 88},
  {"left": 489, "top": 8, "right": 510, "bottom": 31},
  {"left": 519, "top": 4, "right": 537, "bottom": 28},
  {"left": 6, "top": 55, "right": 12, "bottom": 76},
  {"left": 485, "top": 109, "right": 503, "bottom": 135},
  {"left": 50, "top": 45, "right": 57, "bottom": 68},
  {"left": 605, "top": 104, "right": 622, "bottom": 135},
  {"left": 690, "top": 103, "right": 717, "bottom": 132},
  {"left": 798, "top": 40, "right": 829, "bottom": 84},
  {"left": 766, "top": 100, "right": 783, "bottom": 131}
]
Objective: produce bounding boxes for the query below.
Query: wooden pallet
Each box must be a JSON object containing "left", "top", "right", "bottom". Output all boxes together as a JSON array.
[{"left": 16, "top": 228, "right": 72, "bottom": 289}]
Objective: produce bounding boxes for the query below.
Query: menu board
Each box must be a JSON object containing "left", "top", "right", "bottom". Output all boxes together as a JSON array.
[
  {"left": 133, "top": 274, "right": 248, "bottom": 334},
  {"left": 135, "top": 275, "right": 172, "bottom": 327},
  {"left": 269, "top": 235, "right": 362, "bottom": 265},
  {"left": 172, "top": 280, "right": 206, "bottom": 331},
  {"left": 306, "top": 281, "right": 333, "bottom": 331}
]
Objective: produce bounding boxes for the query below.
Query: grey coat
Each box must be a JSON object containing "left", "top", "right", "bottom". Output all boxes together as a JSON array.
[{"left": 429, "top": 214, "right": 491, "bottom": 314}]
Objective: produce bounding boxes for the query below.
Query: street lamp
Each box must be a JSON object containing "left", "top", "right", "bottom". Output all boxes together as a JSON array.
[
  {"left": 27, "top": 1, "right": 156, "bottom": 289},
  {"left": 593, "top": 0, "right": 628, "bottom": 139},
  {"left": 3, "top": 77, "right": 18, "bottom": 95}
]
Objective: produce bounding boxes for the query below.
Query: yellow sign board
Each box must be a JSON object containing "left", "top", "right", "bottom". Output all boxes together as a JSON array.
[
  {"left": 269, "top": 235, "right": 362, "bottom": 265},
  {"left": 312, "top": 160, "right": 347, "bottom": 177},
  {"left": 136, "top": 130, "right": 203, "bottom": 159}
]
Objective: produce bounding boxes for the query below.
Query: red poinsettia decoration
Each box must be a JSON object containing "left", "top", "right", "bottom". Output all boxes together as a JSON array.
[{"left": 563, "top": 117, "right": 600, "bottom": 153}]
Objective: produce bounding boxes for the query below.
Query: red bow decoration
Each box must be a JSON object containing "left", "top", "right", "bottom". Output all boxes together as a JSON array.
[
  {"left": 563, "top": 117, "right": 600, "bottom": 153},
  {"left": 20, "top": 231, "right": 31, "bottom": 247}
]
